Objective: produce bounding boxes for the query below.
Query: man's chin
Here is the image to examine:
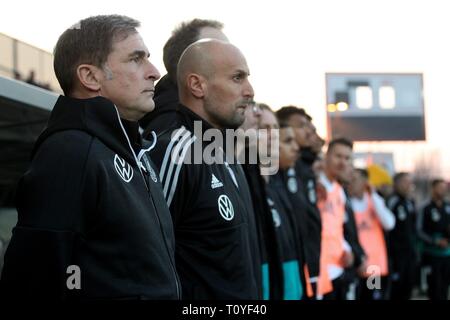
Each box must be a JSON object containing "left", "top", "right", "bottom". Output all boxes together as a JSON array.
[
  {"left": 234, "top": 114, "right": 246, "bottom": 128},
  {"left": 135, "top": 103, "right": 155, "bottom": 120},
  {"left": 145, "top": 102, "right": 156, "bottom": 113},
  {"left": 223, "top": 118, "right": 244, "bottom": 130}
]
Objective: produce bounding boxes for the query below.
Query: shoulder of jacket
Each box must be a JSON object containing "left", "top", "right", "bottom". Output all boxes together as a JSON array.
[
  {"left": 38, "top": 130, "right": 94, "bottom": 156},
  {"left": 156, "top": 125, "right": 193, "bottom": 147},
  {"left": 154, "top": 126, "right": 197, "bottom": 183},
  {"left": 30, "top": 130, "right": 98, "bottom": 184}
]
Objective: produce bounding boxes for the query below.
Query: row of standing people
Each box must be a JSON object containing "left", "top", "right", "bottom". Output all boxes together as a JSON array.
[
  {"left": 257, "top": 105, "right": 450, "bottom": 300},
  {"left": 0, "top": 15, "right": 448, "bottom": 300}
]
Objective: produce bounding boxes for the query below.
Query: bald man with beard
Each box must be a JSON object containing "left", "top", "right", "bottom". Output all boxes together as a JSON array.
[
  {"left": 147, "top": 40, "right": 261, "bottom": 299},
  {"left": 140, "top": 19, "right": 228, "bottom": 132}
]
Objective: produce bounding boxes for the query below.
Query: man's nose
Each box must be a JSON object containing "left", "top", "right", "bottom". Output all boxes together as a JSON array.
[
  {"left": 244, "top": 79, "right": 254, "bottom": 99},
  {"left": 146, "top": 61, "right": 161, "bottom": 81}
]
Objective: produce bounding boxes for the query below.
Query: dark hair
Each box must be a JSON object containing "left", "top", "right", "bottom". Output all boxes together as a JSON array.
[
  {"left": 393, "top": 172, "right": 409, "bottom": 185},
  {"left": 327, "top": 137, "right": 353, "bottom": 153},
  {"left": 163, "top": 19, "right": 224, "bottom": 84},
  {"left": 275, "top": 105, "right": 312, "bottom": 127},
  {"left": 355, "top": 168, "right": 369, "bottom": 180},
  {"left": 54, "top": 15, "right": 140, "bottom": 95},
  {"left": 258, "top": 102, "right": 273, "bottom": 113},
  {"left": 431, "top": 178, "right": 445, "bottom": 188}
]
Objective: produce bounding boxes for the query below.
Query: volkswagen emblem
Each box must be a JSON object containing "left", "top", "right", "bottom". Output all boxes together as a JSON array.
[
  {"left": 114, "top": 154, "right": 133, "bottom": 183},
  {"left": 218, "top": 194, "right": 234, "bottom": 221}
]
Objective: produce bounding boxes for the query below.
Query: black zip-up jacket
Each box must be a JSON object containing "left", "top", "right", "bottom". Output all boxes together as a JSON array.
[
  {"left": 387, "top": 193, "right": 418, "bottom": 263},
  {"left": 147, "top": 104, "right": 260, "bottom": 299},
  {"left": 240, "top": 161, "right": 284, "bottom": 300},
  {"left": 0, "top": 96, "right": 180, "bottom": 300},
  {"left": 269, "top": 172, "right": 307, "bottom": 298},
  {"left": 294, "top": 153, "right": 322, "bottom": 278},
  {"left": 417, "top": 199, "right": 450, "bottom": 256}
]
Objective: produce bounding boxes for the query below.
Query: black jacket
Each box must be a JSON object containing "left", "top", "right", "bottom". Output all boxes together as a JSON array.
[
  {"left": 417, "top": 200, "right": 450, "bottom": 256},
  {"left": 268, "top": 172, "right": 307, "bottom": 299},
  {"left": 240, "top": 161, "right": 284, "bottom": 300},
  {"left": 0, "top": 96, "right": 180, "bottom": 300},
  {"left": 294, "top": 154, "right": 322, "bottom": 278},
  {"left": 387, "top": 193, "right": 418, "bottom": 263},
  {"left": 147, "top": 104, "right": 260, "bottom": 299}
]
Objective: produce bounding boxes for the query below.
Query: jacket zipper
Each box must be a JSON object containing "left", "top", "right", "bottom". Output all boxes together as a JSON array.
[
  {"left": 114, "top": 107, "right": 181, "bottom": 299},
  {"left": 141, "top": 153, "right": 181, "bottom": 299}
]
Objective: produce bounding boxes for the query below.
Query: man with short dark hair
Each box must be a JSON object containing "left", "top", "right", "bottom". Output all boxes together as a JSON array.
[
  {"left": 0, "top": 15, "right": 180, "bottom": 300},
  {"left": 140, "top": 19, "right": 227, "bottom": 131},
  {"left": 276, "top": 106, "right": 322, "bottom": 298},
  {"left": 259, "top": 106, "right": 306, "bottom": 300},
  {"left": 387, "top": 172, "right": 418, "bottom": 299},
  {"left": 417, "top": 179, "right": 450, "bottom": 300},
  {"left": 317, "top": 137, "right": 355, "bottom": 299},
  {"left": 348, "top": 168, "right": 395, "bottom": 300},
  {"left": 238, "top": 103, "right": 284, "bottom": 300}
]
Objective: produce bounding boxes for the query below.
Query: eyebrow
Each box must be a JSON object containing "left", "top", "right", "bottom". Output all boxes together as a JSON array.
[
  {"left": 128, "top": 50, "right": 149, "bottom": 59},
  {"left": 234, "top": 69, "right": 250, "bottom": 76}
]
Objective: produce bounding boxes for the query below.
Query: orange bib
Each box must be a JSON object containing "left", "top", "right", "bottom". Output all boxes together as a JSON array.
[
  {"left": 354, "top": 193, "right": 388, "bottom": 277},
  {"left": 317, "top": 181, "right": 346, "bottom": 295}
]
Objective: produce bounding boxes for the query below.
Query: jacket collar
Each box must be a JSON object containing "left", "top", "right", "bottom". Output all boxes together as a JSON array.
[
  {"left": 34, "top": 95, "right": 138, "bottom": 166},
  {"left": 177, "top": 103, "right": 216, "bottom": 135},
  {"left": 176, "top": 104, "right": 238, "bottom": 160}
]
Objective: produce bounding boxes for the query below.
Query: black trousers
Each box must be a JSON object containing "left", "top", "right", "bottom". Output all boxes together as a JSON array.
[
  {"left": 323, "top": 272, "right": 358, "bottom": 300},
  {"left": 424, "top": 254, "right": 450, "bottom": 300},
  {"left": 358, "top": 275, "right": 389, "bottom": 300},
  {"left": 390, "top": 259, "right": 416, "bottom": 300}
]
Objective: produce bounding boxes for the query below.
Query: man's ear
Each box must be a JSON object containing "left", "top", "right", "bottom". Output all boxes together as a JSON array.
[
  {"left": 76, "top": 64, "right": 102, "bottom": 92},
  {"left": 187, "top": 73, "right": 206, "bottom": 99}
]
